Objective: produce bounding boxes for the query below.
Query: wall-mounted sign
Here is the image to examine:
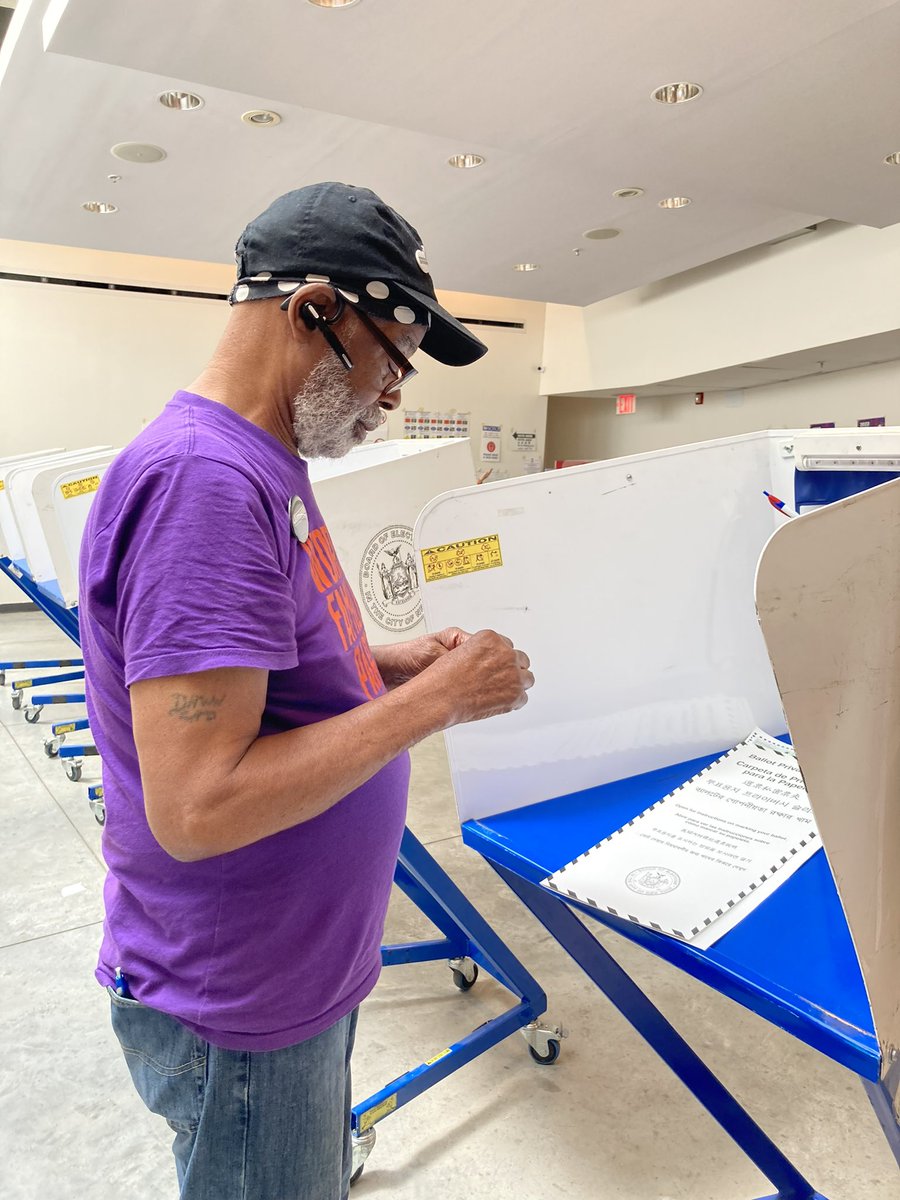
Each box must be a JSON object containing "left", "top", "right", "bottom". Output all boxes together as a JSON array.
[
  {"left": 858, "top": 417, "right": 886, "bottom": 427},
  {"left": 482, "top": 424, "right": 502, "bottom": 462},
  {"left": 616, "top": 393, "right": 636, "bottom": 415},
  {"left": 403, "top": 410, "right": 470, "bottom": 439},
  {"left": 512, "top": 430, "right": 536, "bottom": 451},
  {"left": 810, "top": 422, "right": 835, "bottom": 429}
]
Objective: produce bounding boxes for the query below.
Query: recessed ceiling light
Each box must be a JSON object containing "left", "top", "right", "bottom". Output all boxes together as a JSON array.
[
  {"left": 158, "top": 90, "right": 204, "bottom": 110},
  {"left": 513, "top": 263, "right": 540, "bottom": 272},
  {"left": 241, "top": 109, "right": 282, "bottom": 127},
  {"left": 884, "top": 152, "right": 900, "bottom": 165},
  {"left": 111, "top": 142, "right": 166, "bottom": 163},
  {"left": 307, "top": 0, "right": 362, "bottom": 7},
  {"left": 448, "top": 153, "right": 485, "bottom": 169},
  {"left": 651, "top": 82, "right": 703, "bottom": 104},
  {"left": 658, "top": 196, "right": 692, "bottom": 209},
  {"left": 82, "top": 201, "right": 118, "bottom": 214},
  {"left": 583, "top": 227, "right": 621, "bottom": 240},
  {"left": 613, "top": 187, "right": 644, "bottom": 200}
]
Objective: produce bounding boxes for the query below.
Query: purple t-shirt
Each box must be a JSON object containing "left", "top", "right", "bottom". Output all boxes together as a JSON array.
[{"left": 79, "top": 390, "right": 409, "bottom": 1050}]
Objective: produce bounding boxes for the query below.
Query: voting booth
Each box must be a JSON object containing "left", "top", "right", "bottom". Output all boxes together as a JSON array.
[
  {"left": 0, "top": 447, "right": 115, "bottom": 615},
  {"left": 310, "top": 437, "right": 474, "bottom": 645},
  {"left": 414, "top": 428, "right": 900, "bottom": 1196}
]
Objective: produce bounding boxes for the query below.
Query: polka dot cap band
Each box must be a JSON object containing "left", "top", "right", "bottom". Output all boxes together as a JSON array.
[
  {"left": 229, "top": 181, "right": 486, "bottom": 367},
  {"left": 231, "top": 273, "right": 432, "bottom": 331}
]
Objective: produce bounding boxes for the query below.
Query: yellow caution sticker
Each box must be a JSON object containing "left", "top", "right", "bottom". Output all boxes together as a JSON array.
[
  {"left": 55, "top": 723, "right": 77, "bottom": 734},
  {"left": 420, "top": 534, "right": 503, "bottom": 583},
  {"left": 60, "top": 475, "right": 101, "bottom": 500},
  {"left": 0, "top": 480, "right": 4, "bottom": 491},
  {"left": 357, "top": 1094, "right": 397, "bottom": 1132},
  {"left": 423, "top": 1048, "right": 452, "bottom": 1068}
]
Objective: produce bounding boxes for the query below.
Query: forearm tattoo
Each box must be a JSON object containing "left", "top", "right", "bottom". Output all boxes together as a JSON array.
[{"left": 168, "top": 693, "right": 225, "bottom": 723}]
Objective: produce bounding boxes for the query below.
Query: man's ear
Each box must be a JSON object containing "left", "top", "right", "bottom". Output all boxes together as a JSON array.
[{"left": 284, "top": 285, "right": 338, "bottom": 342}]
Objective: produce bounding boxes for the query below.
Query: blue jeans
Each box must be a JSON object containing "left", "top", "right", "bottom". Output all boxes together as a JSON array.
[{"left": 108, "top": 987, "right": 358, "bottom": 1199}]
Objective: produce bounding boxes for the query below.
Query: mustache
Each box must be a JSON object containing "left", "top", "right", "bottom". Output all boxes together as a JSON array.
[{"left": 358, "top": 406, "right": 387, "bottom": 433}]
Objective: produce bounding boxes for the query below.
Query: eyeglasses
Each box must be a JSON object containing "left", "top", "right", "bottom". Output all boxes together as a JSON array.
[
  {"left": 283, "top": 292, "right": 418, "bottom": 393},
  {"left": 352, "top": 306, "right": 418, "bottom": 393}
]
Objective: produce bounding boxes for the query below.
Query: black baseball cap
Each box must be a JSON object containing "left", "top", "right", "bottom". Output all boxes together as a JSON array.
[{"left": 230, "top": 182, "right": 488, "bottom": 368}]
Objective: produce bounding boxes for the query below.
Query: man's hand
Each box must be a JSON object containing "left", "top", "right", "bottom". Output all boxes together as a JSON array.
[
  {"left": 418, "top": 629, "right": 534, "bottom": 724},
  {"left": 372, "top": 627, "right": 471, "bottom": 688}
]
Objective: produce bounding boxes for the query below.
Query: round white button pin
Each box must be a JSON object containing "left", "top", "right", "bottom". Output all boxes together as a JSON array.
[{"left": 289, "top": 496, "right": 309, "bottom": 543}]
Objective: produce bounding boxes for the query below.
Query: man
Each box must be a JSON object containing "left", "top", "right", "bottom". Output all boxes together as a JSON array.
[{"left": 78, "top": 182, "right": 533, "bottom": 1200}]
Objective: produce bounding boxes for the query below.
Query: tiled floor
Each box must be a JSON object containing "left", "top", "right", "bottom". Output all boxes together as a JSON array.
[{"left": 0, "top": 608, "right": 897, "bottom": 1199}]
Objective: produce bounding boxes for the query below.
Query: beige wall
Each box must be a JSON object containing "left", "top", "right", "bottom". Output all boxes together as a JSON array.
[
  {"left": 382, "top": 292, "right": 547, "bottom": 482},
  {"left": 540, "top": 222, "right": 900, "bottom": 397},
  {"left": 546, "top": 357, "right": 900, "bottom": 464},
  {"left": 0, "top": 240, "right": 545, "bottom": 603},
  {"left": 0, "top": 241, "right": 545, "bottom": 474}
]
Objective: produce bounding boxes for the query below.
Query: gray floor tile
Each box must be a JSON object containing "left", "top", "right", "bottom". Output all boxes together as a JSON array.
[
  {"left": 0, "top": 923, "right": 171, "bottom": 1200},
  {"left": 0, "top": 727, "right": 103, "bottom": 946},
  {"left": 4, "top": 714, "right": 104, "bottom": 864}
]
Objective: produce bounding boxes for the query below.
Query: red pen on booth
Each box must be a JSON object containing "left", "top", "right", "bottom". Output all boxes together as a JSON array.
[{"left": 763, "top": 490, "right": 798, "bottom": 519}]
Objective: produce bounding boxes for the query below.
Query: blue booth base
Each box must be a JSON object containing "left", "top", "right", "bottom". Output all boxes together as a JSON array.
[{"left": 462, "top": 749, "right": 900, "bottom": 1196}]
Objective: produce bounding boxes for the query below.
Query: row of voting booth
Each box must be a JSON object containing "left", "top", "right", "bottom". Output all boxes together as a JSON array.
[{"left": 3, "top": 425, "right": 900, "bottom": 1191}]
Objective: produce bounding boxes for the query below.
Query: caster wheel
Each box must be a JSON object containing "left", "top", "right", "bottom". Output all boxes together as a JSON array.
[
  {"left": 65, "top": 762, "right": 83, "bottom": 782},
  {"left": 92, "top": 804, "right": 106, "bottom": 827},
  {"left": 11, "top": 692, "right": 22, "bottom": 711},
  {"left": 0, "top": 671, "right": 6, "bottom": 685},
  {"left": 350, "top": 1127, "right": 375, "bottom": 1188},
  {"left": 24, "top": 706, "right": 43, "bottom": 724},
  {"left": 528, "top": 1039, "right": 560, "bottom": 1065},
  {"left": 451, "top": 963, "right": 479, "bottom": 991},
  {"left": 43, "top": 738, "right": 60, "bottom": 757}
]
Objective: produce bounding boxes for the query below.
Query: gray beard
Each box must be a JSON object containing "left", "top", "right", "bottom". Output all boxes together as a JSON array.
[{"left": 291, "top": 356, "right": 385, "bottom": 459}]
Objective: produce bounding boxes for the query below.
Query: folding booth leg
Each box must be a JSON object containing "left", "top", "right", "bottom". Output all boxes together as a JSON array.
[
  {"left": 492, "top": 863, "right": 826, "bottom": 1200},
  {"left": 862, "top": 1078, "right": 900, "bottom": 1170},
  {"left": 390, "top": 827, "right": 549, "bottom": 1004},
  {"left": 349, "top": 829, "right": 562, "bottom": 1185}
]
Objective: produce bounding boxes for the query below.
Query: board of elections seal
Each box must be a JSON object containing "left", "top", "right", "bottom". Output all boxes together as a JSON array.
[
  {"left": 359, "top": 525, "right": 423, "bottom": 633},
  {"left": 625, "top": 866, "right": 681, "bottom": 896}
]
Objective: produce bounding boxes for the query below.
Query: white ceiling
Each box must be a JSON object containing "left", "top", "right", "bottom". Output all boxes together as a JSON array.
[{"left": 2, "top": 0, "right": 900, "bottom": 305}]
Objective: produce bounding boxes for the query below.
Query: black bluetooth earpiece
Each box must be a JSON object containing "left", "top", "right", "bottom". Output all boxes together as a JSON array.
[
  {"left": 295, "top": 299, "right": 353, "bottom": 370},
  {"left": 300, "top": 302, "right": 320, "bottom": 331}
]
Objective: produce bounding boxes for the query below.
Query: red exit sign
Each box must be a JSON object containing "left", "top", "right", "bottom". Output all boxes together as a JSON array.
[{"left": 616, "top": 393, "right": 637, "bottom": 415}]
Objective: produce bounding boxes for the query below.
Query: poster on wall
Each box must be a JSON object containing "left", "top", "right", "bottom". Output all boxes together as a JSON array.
[
  {"left": 810, "top": 422, "right": 835, "bottom": 429},
  {"left": 858, "top": 417, "right": 886, "bottom": 427},
  {"left": 481, "top": 424, "right": 502, "bottom": 462},
  {"left": 402, "top": 410, "right": 470, "bottom": 439}
]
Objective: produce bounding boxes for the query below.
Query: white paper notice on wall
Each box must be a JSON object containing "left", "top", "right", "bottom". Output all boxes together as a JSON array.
[
  {"left": 542, "top": 729, "right": 820, "bottom": 949},
  {"left": 481, "top": 425, "right": 502, "bottom": 462}
]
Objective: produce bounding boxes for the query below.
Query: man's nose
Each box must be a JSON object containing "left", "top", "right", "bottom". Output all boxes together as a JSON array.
[{"left": 379, "top": 389, "right": 402, "bottom": 411}]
